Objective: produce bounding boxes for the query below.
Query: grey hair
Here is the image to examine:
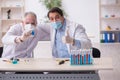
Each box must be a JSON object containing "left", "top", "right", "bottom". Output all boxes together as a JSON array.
[{"left": 24, "top": 12, "right": 37, "bottom": 19}]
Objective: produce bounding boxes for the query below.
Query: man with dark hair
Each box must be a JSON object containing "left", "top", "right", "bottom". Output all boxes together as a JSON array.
[
  {"left": 47, "top": 7, "right": 63, "bottom": 18},
  {"left": 44, "top": 7, "right": 92, "bottom": 58}
]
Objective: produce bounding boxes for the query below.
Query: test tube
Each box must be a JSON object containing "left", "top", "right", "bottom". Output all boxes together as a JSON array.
[
  {"left": 84, "top": 54, "right": 86, "bottom": 64},
  {"left": 86, "top": 53, "right": 88, "bottom": 64},
  {"left": 82, "top": 55, "right": 84, "bottom": 64},
  {"left": 70, "top": 54, "right": 73, "bottom": 65},
  {"left": 78, "top": 54, "right": 80, "bottom": 64},
  {"left": 76, "top": 54, "right": 78, "bottom": 65},
  {"left": 73, "top": 54, "right": 76, "bottom": 64},
  {"left": 80, "top": 54, "right": 82, "bottom": 65},
  {"left": 88, "top": 54, "right": 91, "bottom": 64}
]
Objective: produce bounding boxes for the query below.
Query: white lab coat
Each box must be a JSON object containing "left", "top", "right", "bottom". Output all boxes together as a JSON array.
[
  {"left": 2, "top": 23, "right": 49, "bottom": 58},
  {"left": 39, "top": 19, "right": 92, "bottom": 56},
  {"left": 2, "top": 19, "right": 92, "bottom": 58}
]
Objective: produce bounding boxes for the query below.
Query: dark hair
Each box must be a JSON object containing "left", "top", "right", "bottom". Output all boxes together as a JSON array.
[
  {"left": 24, "top": 12, "right": 37, "bottom": 19},
  {"left": 47, "top": 7, "right": 63, "bottom": 18}
]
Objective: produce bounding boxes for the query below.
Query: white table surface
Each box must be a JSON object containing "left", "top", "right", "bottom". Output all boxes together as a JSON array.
[{"left": 0, "top": 57, "right": 113, "bottom": 72}]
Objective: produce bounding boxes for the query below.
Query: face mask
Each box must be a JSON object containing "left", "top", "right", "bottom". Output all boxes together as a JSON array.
[
  {"left": 24, "top": 24, "right": 35, "bottom": 31},
  {"left": 51, "top": 21, "right": 62, "bottom": 29},
  {"left": 24, "top": 24, "right": 35, "bottom": 37}
]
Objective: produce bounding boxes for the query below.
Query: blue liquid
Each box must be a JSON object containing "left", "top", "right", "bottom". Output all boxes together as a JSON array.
[
  {"left": 80, "top": 55, "right": 82, "bottom": 64},
  {"left": 31, "top": 30, "right": 35, "bottom": 36},
  {"left": 88, "top": 54, "right": 90, "bottom": 64},
  {"left": 70, "top": 55, "right": 73, "bottom": 65},
  {"left": 76, "top": 55, "right": 78, "bottom": 65},
  {"left": 84, "top": 54, "right": 86, "bottom": 64},
  {"left": 12, "top": 59, "right": 18, "bottom": 64}
]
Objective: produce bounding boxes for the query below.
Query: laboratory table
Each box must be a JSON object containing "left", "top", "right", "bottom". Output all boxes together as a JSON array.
[{"left": 0, "top": 57, "right": 113, "bottom": 80}]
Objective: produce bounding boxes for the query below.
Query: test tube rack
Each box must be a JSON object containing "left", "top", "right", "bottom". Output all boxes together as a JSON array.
[{"left": 70, "top": 49, "right": 93, "bottom": 65}]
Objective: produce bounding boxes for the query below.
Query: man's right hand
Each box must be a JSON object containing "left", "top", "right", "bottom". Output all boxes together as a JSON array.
[{"left": 20, "top": 30, "right": 32, "bottom": 41}]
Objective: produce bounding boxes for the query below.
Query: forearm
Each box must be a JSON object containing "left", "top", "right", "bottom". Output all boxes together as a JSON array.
[
  {"left": 72, "top": 39, "right": 81, "bottom": 49},
  {"left": 79, "top": 39, "right": 92, "bottom": 49},
  {"left": 72, "top": 38, "right": 92, "bottom": 49},
  {"left": 2, "top": 34, "right": 18, "bottom": 45},
  {"left": 2, "top": 33, "right": 23, "bottom": 44}
]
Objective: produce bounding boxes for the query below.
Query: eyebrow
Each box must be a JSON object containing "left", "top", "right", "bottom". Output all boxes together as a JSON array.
[
  {"left": 31, "top": 23, "right": 35, "bottom": 25},
  {"left": 26, "top": 22, "right": 35, "bottom": 25}
]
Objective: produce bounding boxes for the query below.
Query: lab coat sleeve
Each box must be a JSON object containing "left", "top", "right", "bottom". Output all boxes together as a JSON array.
[
  {"left": 37, "top": 23, "right": 50, "bottom": 41},
  {"left": 73, "top": 39, "right": 81, "bottom": 49},
  {"left": 72, "top": 24, "right": 92, "bottom": 49},
  {"left": 2, "top": 25, "right": 19, "bottom": 45}
]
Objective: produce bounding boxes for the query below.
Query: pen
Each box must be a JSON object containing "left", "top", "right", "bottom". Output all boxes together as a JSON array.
[
  {"left": 58, "top": 59, "right": 69, "bottom": 65},
  {"left": 3, "top": 60, "right": 11, "bottom": 63},
  {"left": 59, "top": 60, "right": 65, "bottom": 65}
]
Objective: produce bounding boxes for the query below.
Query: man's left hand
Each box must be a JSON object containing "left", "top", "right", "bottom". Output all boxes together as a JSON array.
[{"left": 62, "top": 30, "right": 74, "bottom": 45}]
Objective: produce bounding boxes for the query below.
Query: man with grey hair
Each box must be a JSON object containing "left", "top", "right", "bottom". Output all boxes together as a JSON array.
[{"left": 2, "top": 12, "right": 48, "bottom": 59}]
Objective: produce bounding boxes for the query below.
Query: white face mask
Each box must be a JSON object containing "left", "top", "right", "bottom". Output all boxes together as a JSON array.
[
  {"left": 24, "top": 24, "right": 35, "bottom": 37},
  {"left": 24, "top": 24, "right": 35, "bottom": 31}
]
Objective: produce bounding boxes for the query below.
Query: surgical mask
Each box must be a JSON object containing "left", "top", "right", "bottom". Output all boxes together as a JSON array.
[
  {"left": 51, "top": 21, "right": 62, "bottom": 29},
  {"left": 24, "top": 24, "right": 35, "bottom": 37},
  {"left": 24, "top": 24, "right": 35, "bottom": 30}
]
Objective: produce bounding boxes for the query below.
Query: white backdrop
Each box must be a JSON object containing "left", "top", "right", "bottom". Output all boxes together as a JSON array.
[{"left": 25, "top": 0, "right": 99, "bottom": 43}]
